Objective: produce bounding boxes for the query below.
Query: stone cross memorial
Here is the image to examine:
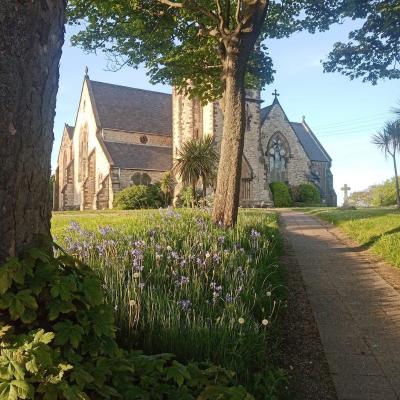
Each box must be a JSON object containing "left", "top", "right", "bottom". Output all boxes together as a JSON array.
[{"left": 341, "top": 184, "right": 351, "bottom": 205}]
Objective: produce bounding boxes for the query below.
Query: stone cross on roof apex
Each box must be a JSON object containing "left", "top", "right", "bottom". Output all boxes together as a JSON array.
[{"left": 272, "top": 89, "right": 280, "bottom": 100}]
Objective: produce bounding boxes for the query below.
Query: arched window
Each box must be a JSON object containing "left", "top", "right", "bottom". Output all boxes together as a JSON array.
[
  {"left": 266, "top": 133, "right": 290, "bottom": 183},
  {"left": 78, "top": 124, "right": 88, "bottom": 182}
]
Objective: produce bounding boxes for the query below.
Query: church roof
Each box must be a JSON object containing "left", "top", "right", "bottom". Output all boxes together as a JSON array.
[
  {"left": 260, "top": 105, "right": 272, "bottom": 124},
  {"left": 89, "top": 80, "right": 172, "bottom": 136},
  {"left": 65, "top": 124, "right": 74, "bottom": 140},
  {"left": 290, "top": 122, "right": 331, "bottom": 162},
  {"left": 103, "top": 141, "right": 172, "bottom": 170}
]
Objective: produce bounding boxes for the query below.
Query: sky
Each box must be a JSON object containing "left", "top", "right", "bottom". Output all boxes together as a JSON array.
[{"left": 53, "top": 21, "right": 400, "bottom": 205}]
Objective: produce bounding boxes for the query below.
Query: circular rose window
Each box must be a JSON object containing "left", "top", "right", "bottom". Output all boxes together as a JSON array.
[{"left": 140, "top": 135, "right": 148, "bottom": 144}]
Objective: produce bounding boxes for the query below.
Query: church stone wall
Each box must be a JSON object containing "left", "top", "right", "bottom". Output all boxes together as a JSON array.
[
  {"left": 71, "top": 78, "right": 113, "bottom": 209},
  {"left": 114, "top": 168, "right": 165, "bottom": 192},
  {"left": 242, "top": 92, "right": 272, "bottom": 206},
  {"left": 211, "top": 93, "right": 273, "bottom": 206},
  {"left": 103, "top": 129, "right": 172, "bottom": 147},
  {"left": 261, "top": 104, "right": 310, "bottom": 187},
  {"left": 55, "top": 128, "right": 73, "bottom": 210}
]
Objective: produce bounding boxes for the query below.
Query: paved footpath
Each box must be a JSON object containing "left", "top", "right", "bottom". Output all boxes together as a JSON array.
[{"left": 280, "top": 211, "right": 400, "bottom": 400}]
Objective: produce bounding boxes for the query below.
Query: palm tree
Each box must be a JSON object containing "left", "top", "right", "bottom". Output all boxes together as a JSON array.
[
  {"left": 372, "top": 120, "right": 400, "bottom": 208},
  {"left": 159, "top": 171, "right": 176, "bottom": 206},
  {"left": 173, "top": 136, "right": 218, "bottom": 208}
]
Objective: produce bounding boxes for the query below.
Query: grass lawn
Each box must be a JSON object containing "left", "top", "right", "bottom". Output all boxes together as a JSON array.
[
  {"left": 52, "top": 208, "right": 288, "bottom": 397},
  {"left": 302, "top": 207, "right": 400, "bottom": 268}
]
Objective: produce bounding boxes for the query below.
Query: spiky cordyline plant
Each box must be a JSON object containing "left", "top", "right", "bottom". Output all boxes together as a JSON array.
[
  {"left": 372, "top": 120, "right": 400, "bottom": 208},
  {"left": 173, "top": 136, "right": 218, "bottom": 207}
]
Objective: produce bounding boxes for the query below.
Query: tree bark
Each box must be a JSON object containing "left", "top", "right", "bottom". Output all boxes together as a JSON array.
[
  {"left": 191, "top": 181, "right": 196, "bottom": 208},
  {"left": 393, "top": 154, "right": 400, "bottom": 209},
  {"left": 202, "top": 174, "right": 207, "bottom": 199},
  {"left": 212, "top": 48, "right": 246, "bottom": 227},
  {"left": 0, "top": 0, "right": 65, "bottom": 264}
]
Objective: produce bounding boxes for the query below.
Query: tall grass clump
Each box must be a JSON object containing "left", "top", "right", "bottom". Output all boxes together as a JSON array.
[{"left": 55, "top": 209, "right": 287, "bottom": 394}]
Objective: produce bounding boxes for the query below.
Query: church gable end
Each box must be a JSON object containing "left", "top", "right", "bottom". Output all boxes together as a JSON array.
[{"left": 260, "top": 99, "right": 310, "bottom": 187}]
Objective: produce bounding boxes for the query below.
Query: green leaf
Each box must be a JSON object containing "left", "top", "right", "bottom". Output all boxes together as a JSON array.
[
  {"left": 48, "top": 300, "right": 76, "bottom": 321},
  {"left": 34, "top": 329, "right": 55, "bottom": 345},
  {"left": 0, "top": 268, "right": 12, "bottom": 295},
  {"left": 20, "top": 309, "right": 36, "bottom": 324},
  {"left": 0, "top": 381, "right": 17, "bottom": 400},
  {"left": 165, "top": 361, "right": 191, "bottom": 387},
  {"left": 11, "top": 379, "right": 33, "bottom": 399},
  {"left": 82, "top": 277, "right": 103, "bottom": 306},
  {"left": 9, "top": 298, "right": 25, "bottom": 321},
  {"left": 0, "top": 293, "right": 13, "bottom": 310},
  {"left": 54, "top": 321, "right": 84, "bottom": 349},
  {"left": 17, "top": 290, "right": 38, "bottom": 310},
  {"left": 27, "top": 248, "right": 50, "bottom": 263}
]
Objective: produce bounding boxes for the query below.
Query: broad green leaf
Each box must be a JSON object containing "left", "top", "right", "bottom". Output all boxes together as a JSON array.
[
  {"left": 34, "top": 329, "right": 55, "bottom": 344},
  {"left": 82, "top": 277, "right": 103, "bottom": 306},
  {"left": 0, "top": 269, "right": 12, "bottom": 295},
  {"left": 17, "top": 290, "right": 37, "bottom": 310},
  {"left": 11, "top": 379, "right": 33, "bottom": 399},
  {"left": 9, "top": 298, "right": 25, "bottom": 321}
]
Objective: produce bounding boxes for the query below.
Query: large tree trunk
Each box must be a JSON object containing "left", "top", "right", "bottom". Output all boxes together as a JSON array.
[
  {"left": 393, "top": 154, "right": 400, "bottom": 209},
  {"left": 212, "top": 50, "right": 246, "bottom": 227},
  {"left": 0, "top": 1, "right": 65, "bottom": 264}
]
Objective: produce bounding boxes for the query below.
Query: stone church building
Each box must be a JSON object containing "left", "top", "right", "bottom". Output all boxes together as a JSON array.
[{"left": 53, "top": 73, "right": 336, "bottom": 210}]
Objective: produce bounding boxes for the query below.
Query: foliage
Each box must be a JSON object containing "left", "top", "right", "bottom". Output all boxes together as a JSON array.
[
  {"left": 290, "top": 183, "right": 320, "bottom": 205},
  {"left": 159, "top": 171, "right": 176, "bottom": 206},
  {"left": 349, "top": 178, "right": 400, "bottom": 207},
  {"left": 54, "top": 209, "right": 289, "bottom": 397},
  {"left": 270, "top": 182, "right": 292, "bottom": 207},
  {"left": 372, "top": 120, "right": 400, "bottom": 208},
  {"left": 173, "top": 136, "right": 218, "bottom": 206},
  {"left": 113, "top": 184, "right": 163, "bottom": 209},
  {"left": 323, "top": 0, "right": 400, "bottom": 84},
  {"left": 304, "top": 207, "right": 400, "bottom": 268},
  {"left": 174, "top": 185, "right": 198, "bottom": 208},
  {"left": 372, "top": 120, "right": 400, "bottom": 159},
  {"left": 0, "top": 245, "right": 258, "bottom": 399},
  {"left": 67, "top": 0, "right": 342, "bottom": 102}
]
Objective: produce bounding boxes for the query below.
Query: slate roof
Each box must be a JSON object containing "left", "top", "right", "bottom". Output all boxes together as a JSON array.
[
  {"left": 290, "top": 122, "right": 331, "bottom": 162},
  {"left": 103, "top": 141, "right": 172, "bottom": 170},
  {"left": 65, "top": 124, "right": 74, "bottom": 140},
  {"left": 260, "top": 105, "right": 272, "bottom": 124},
  {"left": 89, "top": 80, "right": 172, "bottom": 136}
]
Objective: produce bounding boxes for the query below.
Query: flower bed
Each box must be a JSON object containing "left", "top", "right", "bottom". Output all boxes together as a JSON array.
[{"left": 54, "top": 209, "right": 287, "bottom": 395}]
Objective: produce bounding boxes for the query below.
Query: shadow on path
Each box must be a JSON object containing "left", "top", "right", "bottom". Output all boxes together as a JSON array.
[{"left": 280, "top": 211, "right": 400, "bottom": 400}]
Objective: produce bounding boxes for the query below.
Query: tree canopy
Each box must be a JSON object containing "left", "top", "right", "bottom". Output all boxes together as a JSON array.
[
  {"left": 68, "top": 0, "right": 341, "bottom": 102},
  {"left": 324, "top": 0, "right": 400, "bottom": 84}
]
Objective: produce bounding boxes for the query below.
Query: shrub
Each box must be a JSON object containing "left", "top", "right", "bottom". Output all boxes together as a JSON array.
[
  {"left": 175, "top": 186, "right": 202, "bottom": 207},
  {"left": 0, "top": 246, "right": 253, "bottom": 399},
  {"left": 113, "top": 184, "right": 162, "bottom": 209},
  {"left": 269, "top": 182, "right": 292, "bottom": 207},
  {"left": 291, "top": 183, "right": 321, "bottom": 205}
]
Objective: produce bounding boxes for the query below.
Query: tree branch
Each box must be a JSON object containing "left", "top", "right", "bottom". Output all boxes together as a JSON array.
[
  {"left": 235, "top": 0, "right": 242, "bottom": 25},
  {"left": 157, "top": 0, "right": 183, "bottom": 8}
]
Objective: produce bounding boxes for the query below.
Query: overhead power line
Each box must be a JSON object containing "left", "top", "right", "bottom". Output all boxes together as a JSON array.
[{"left": 311, "top": 111, "right": 392, "bottom": 130}]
